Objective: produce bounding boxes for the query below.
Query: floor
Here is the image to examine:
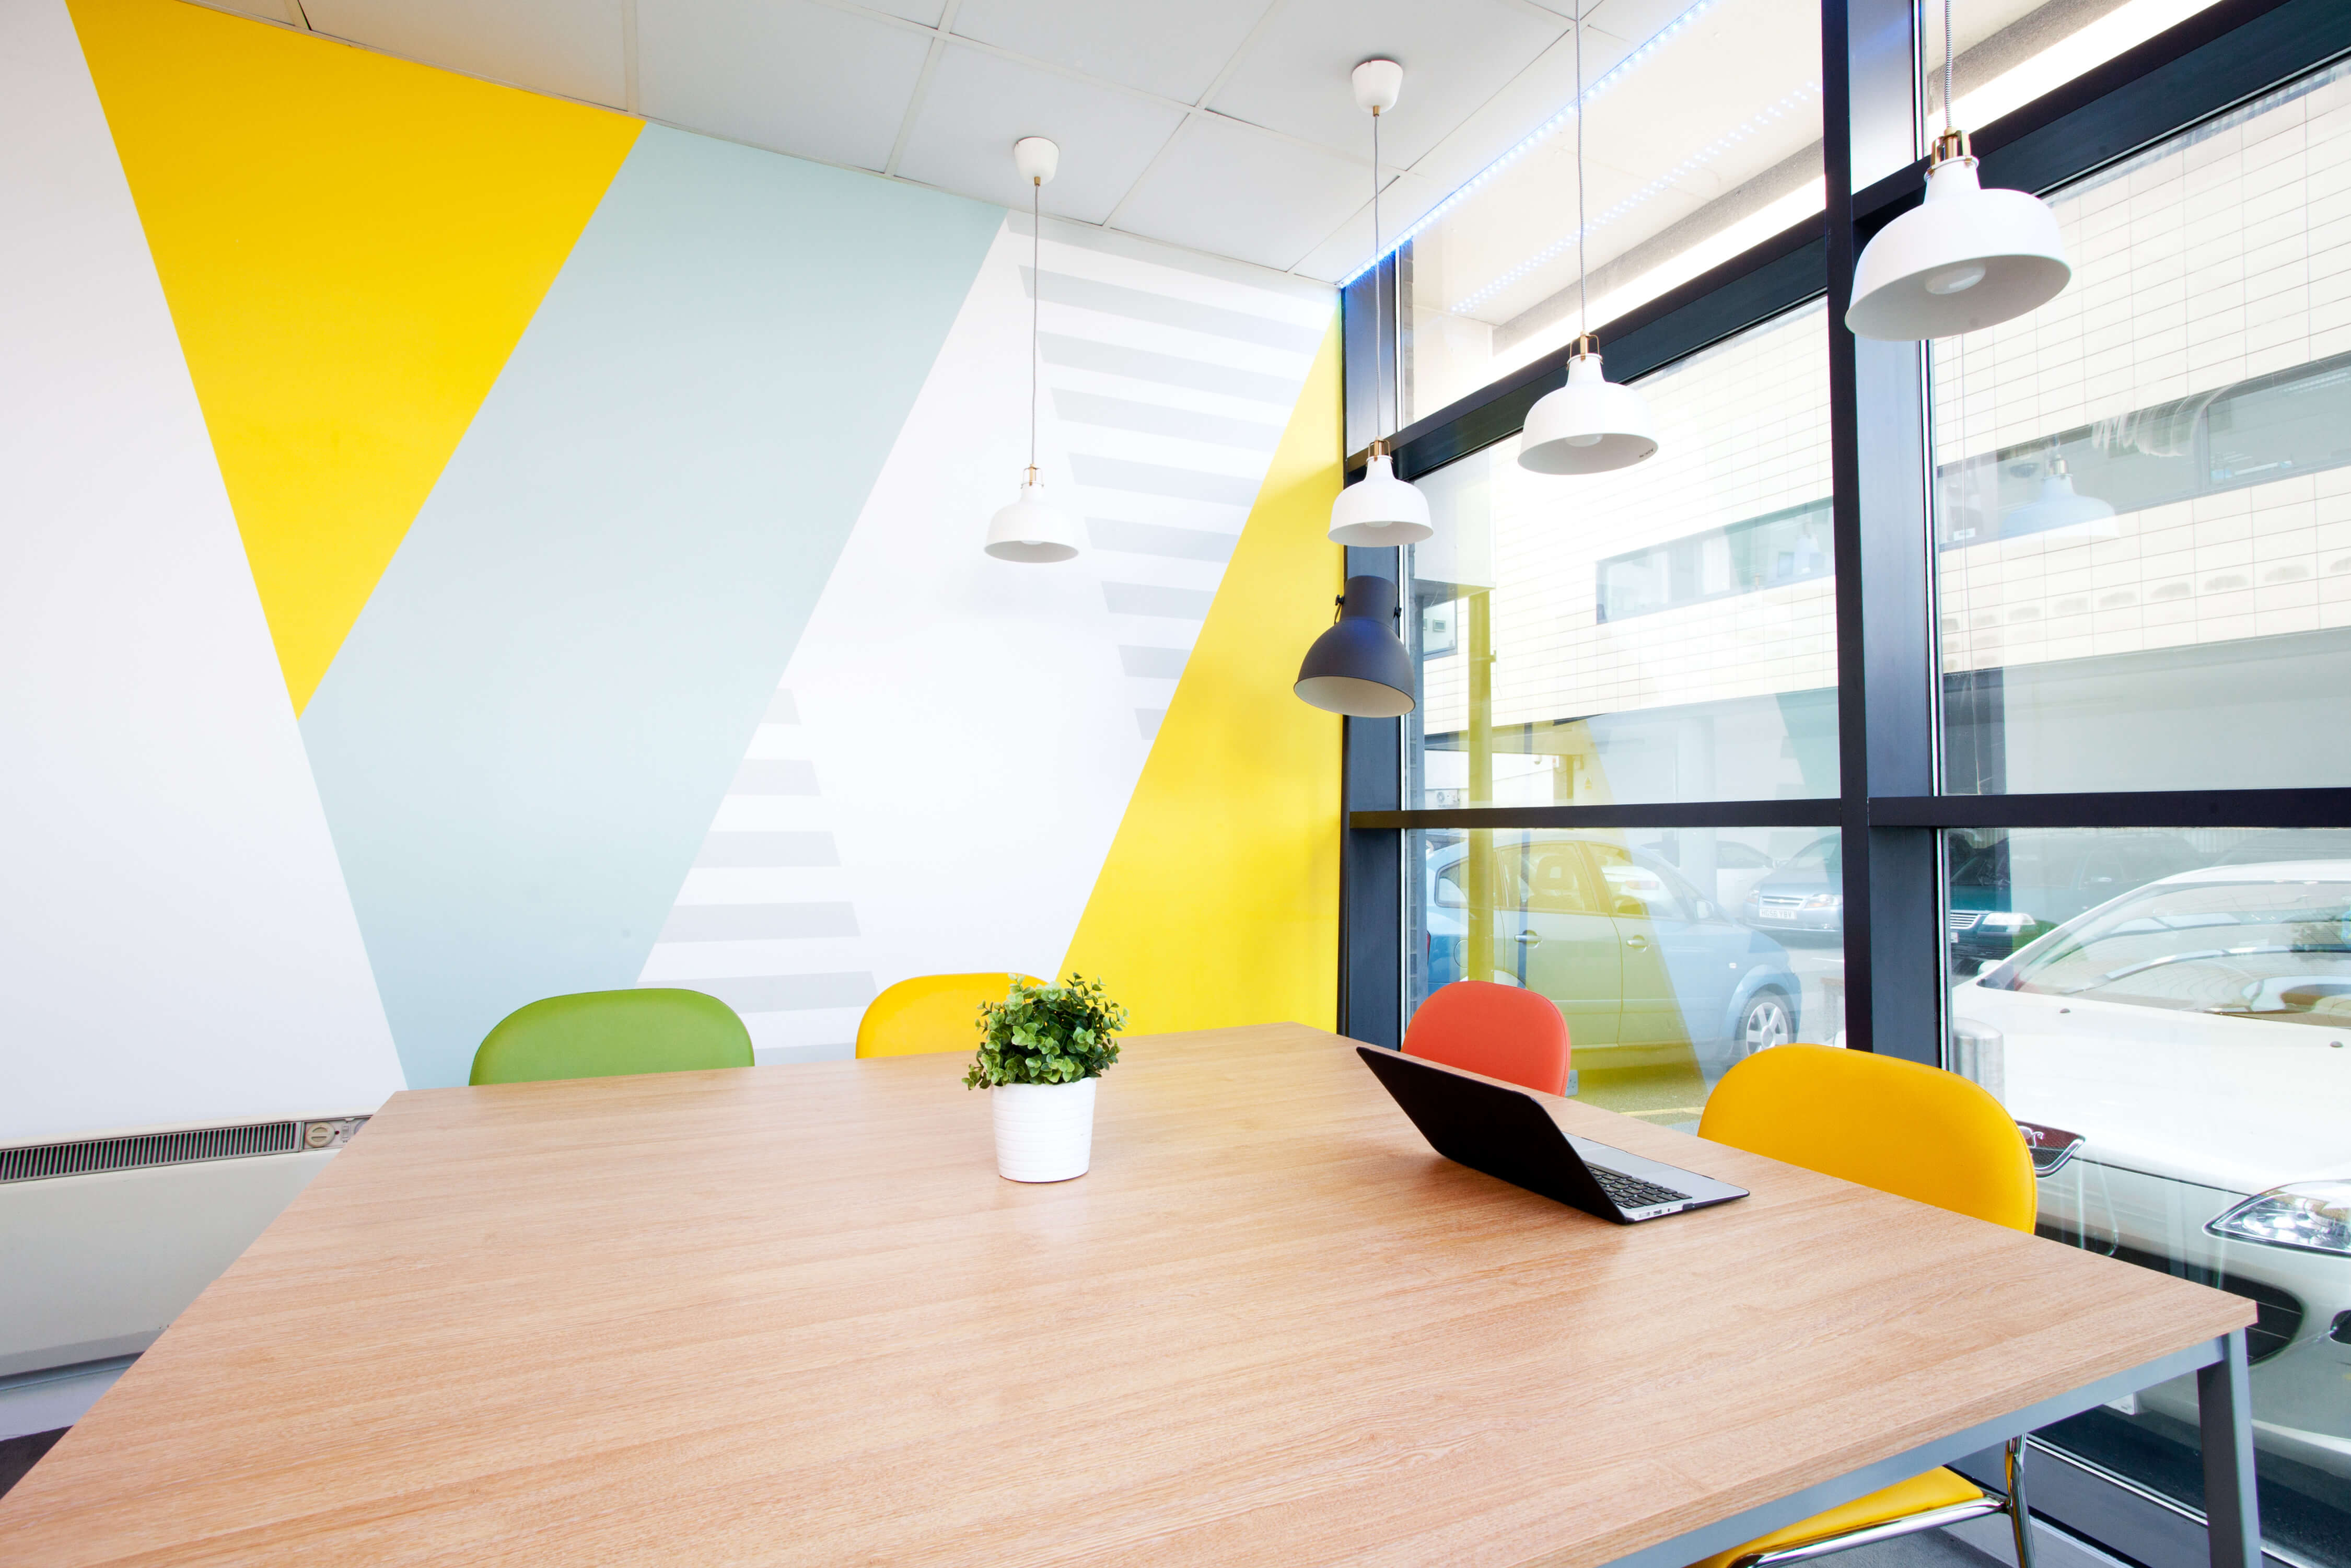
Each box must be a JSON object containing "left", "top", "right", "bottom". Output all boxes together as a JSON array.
[
  {"left": 1840, "top": 1529, "right": 2012, "bottom": 1568},
  {"left": 0, "top": 1429, "right": 65, "bottom": 1502}
]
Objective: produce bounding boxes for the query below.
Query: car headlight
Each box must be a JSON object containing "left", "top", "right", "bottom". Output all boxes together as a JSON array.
[
  {"left": 1801, "top": 893, "right": 1841, "bottom": 910},
  {"left": 2206, "top": 1182, "right": 2351, "bottom": 1256},
  {"left": 1978, "top": 911, "right": 2035, "bottom": 930}
]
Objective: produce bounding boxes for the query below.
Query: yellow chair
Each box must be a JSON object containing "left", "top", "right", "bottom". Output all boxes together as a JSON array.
[
  {"left": 1692, "top": 1045, "right": 2039, "bottom": 1568},
  {"left": 856, "top": 973, "right": 1045, "bottom": 1059}
]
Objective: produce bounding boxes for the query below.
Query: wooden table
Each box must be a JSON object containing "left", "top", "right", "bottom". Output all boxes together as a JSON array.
[{"left": 0, "top": 1025, "right": 2260, "bottom": 1566}]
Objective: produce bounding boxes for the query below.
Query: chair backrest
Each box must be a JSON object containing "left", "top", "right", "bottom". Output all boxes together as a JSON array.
[
  {"left": 857, "top": 973, "right": 1045, "bottom": 1059},
  {"left": 469, "top": 989, "right": 753, "bottom": 1086},
  {"left": 1697, "top": 1044, "right": 2035, "bottom": 1230},
  {"left": 1401, "top": 981, "right": 1573, "bottom": 1097}
]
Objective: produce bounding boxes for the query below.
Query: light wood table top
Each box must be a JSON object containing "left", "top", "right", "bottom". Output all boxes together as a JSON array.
[{"left": 0, "top": 1024, "right": 2251, "bottom": 1566}]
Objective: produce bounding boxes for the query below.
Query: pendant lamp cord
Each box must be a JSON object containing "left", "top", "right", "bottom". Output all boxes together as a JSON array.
[
  {"left": 1575, "top": 6, "right": 1588, "bottom": 338},
  {"left": 1371, "top": 103, "right": 1384, "bottom": 439},
  {"left": 1942, "top": 0, "right": 1955, "bottom": 132},
  {"left": 1029, "top": 175, "right": 1041, "bottom": 475}
]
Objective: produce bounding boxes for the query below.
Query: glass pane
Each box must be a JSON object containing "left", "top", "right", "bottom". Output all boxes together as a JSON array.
[
  {"left": 1405, "top": 301, "right": 1835, "bottom": 808},
  {"left": 1935, "top": 60, "right": 2351, "bottom": 793},
  {"left": 1917, "top": 0, "right": 2232, "bottom": 154},
  {"left": 1397, "top": 0, "right": 1822, "bottom": 423},
  {"left": 1945, "top": 827, "right": 2351, "bottom": 1564},
  {"left": 1390, "top": 0, "right": 2232, "bottom": 424},
  {"left": 1407, "top": 826, "right": 1845, "bottom": 1129}
]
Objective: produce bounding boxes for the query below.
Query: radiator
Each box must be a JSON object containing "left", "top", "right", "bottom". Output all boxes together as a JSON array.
[{"left": 0, "top": 1116, "right": 367, "bottom": 1377}]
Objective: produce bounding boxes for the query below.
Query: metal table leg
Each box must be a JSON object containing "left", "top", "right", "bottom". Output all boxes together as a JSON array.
[{"left": 2197, "top": 1329, "right": 2262, "bottom": 1568}]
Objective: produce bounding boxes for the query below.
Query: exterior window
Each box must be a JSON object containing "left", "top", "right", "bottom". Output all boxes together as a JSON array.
[
  {"left": 1406, "top": 300, "right": 1836, "bottom": 811},
  {"left": 1936, "top": 60, "right": 2351, "bottom": 794},
  {"left": 1409, "top": 826, "right": 1830, "bottom": 1125},
  {"left": 1945, "top": 825, "right": 2351, "bottom": 1565},
  {"left": 1390, "top": 0, "right": 2236, "bottom": 424}
]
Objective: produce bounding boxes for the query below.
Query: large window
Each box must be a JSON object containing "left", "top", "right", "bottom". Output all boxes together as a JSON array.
[
  {"left": 1927, "top": 57, "right": 2351, "bottom": 1565},
  {"left": 1400, "top": 300, "right": 1845, "bottom": 1124},
  {"left": 1349, "top": 9, "right": 2351, "bottom": 1567},
  {"left": 1409, "top": 824, "right": 1835, "bottom": 1125},
  {"left": 1406, "top": 301, "right": 1837, "bottom": 811},
  {"left": 1935, "top": 59, "right": 2351, "bottom": 793},
  {"left": 1945, "top": 827, "right": 2351, "bottom": 1566},
  {"left": 1388, "top": 0, "right": 2242, "bottom": 427}
]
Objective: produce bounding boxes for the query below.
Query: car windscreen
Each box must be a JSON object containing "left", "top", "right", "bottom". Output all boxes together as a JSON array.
[
  {"left": 1982, "top": 878, "right": 2351, "bottom": 1026},
  {"left": 1779, "top": 835, "right": 1838, "bottom": 876}
]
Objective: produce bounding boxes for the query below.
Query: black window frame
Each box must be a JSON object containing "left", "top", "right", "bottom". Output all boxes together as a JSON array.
[{"left": 1335, "top": 3, "right": 2351, "bottom": 1561}]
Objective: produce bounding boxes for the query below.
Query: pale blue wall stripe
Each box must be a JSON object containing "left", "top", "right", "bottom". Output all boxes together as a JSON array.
[
  {"left": 1071, "top": 455, "right": 1259, "bottom": 506},
  {"left": 1053, "top": 390, "right": 1281, "bottom": 450},
  {"left": 302, "top": 126, "right": 999, "bottom": 1088},
  {"left": 658, "top": 903, "right": 860, "bottom": 942},
  {"left": 728, "top": 758, "right": 819, "bottom": 794},
  {"left": 1019, "top": 266, "right": 1321, "bottom": 352},
  {"left": 693, "top": 973, "right": 876, "bottom": 1013},
  {"left": 1038, "top": 334, "right": 1296, "bottom": 403},
  {"left": 1089, "top": 517, "right": 1240, "bottom": 561},
  {"left": 1103, "top": 583, "right": 1216, "bottom": 620},
  {"left": 694, "top": 832, "right": 840, "bottom": 869},
  {"left": 1118, "top": 645, "right": 1188, "bottom": 678}
]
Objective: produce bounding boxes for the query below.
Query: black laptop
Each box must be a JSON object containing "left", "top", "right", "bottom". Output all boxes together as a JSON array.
[{"left": 1357, "top": 1047, "right": 1748, "bottom": 1223}]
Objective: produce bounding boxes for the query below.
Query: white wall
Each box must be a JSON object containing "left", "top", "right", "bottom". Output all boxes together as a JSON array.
[{"left": 0, "top": 0, "right": 404, "bottom": 1144}]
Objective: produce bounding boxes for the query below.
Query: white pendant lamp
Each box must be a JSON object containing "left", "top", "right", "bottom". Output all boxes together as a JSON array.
[
  {"left": 1328, "top": 59, "right": 1433, "bottom": 549},
  {"left": 1845, "top": 1, "right": 2069, "bottom": 340},
  {"left": 985, "top": 136, "right": 1082, "bottom": 563},
  {"left": 1518, "top": 13, "right": 1658, "bottom": 475}
]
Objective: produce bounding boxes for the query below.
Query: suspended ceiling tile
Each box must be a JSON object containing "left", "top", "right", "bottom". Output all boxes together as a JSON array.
[
  {"left": 1584, "top": 0, "right": 1721, "bottom": 50},
  {"left": 1206, "top": 0, "right": 1563, "bottom": 169},
  {"left": 947, "top": 0, "right": 1273, "bottom": 103},
  {"left": 1111, "top": 115, "right": 1376, "bottom": 273},
  {"left": 870, "top": 0, "right": 949, "bottom": 22},
  {"left": 637, "top": 0, "right": 929, "bottom": 173},
  {"left": 1401, "top": 23, "right": 1637, "bottom": 204},
  {"left": 297, "top": 0, "right": 627, "bottom": 107},
  {"left": 1286, "top": 169, "right": 1447, "bottom": 282},
  {"left": 895, "top": 44, "right": 1185, "bottom": 225}
]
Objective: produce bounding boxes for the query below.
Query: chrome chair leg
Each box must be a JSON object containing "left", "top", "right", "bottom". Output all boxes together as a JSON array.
[{"left": 2004, "top": 1437, "right": 2035, "bottom": 1568}]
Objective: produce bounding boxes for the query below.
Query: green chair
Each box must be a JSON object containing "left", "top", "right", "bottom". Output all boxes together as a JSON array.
[{"left": 468, "top": 988, "right": 754, "bottom": 1085}]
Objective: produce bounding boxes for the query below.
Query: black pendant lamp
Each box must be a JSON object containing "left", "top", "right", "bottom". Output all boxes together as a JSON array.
[{"left": 1295, "top": 576, "right": 1415, "bottom": 717}]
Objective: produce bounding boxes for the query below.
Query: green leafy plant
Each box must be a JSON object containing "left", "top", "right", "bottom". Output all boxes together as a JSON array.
[{"left": 964, "top": 974, "right": 1127, "bottom": 1089}]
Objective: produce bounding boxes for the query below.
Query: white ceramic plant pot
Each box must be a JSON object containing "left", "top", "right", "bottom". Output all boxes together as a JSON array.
[{"left": 992, "top": 1078, "right": 1097, "bottom": 1182}]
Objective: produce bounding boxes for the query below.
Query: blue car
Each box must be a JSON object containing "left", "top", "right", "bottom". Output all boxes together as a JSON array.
[{"left": 1423, "top": 832, "right": 1805, "bottom": 1062}]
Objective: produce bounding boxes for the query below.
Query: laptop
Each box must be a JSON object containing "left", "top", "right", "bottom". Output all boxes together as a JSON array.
[{"left": 1357, "top": 1047, "right": 1748, "bottom": 1223}]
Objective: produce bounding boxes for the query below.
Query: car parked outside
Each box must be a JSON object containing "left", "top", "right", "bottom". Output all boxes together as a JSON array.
[
  {"left": 1950, "top": 862, "right": 2351, "bottom": 1483},
  {"left": 1945, "top": 830, "right": 2204, "bottom": 970},
  {"left": 1426, "top": 833, "right": 1805, "bottom": 1071},
  {"left": 1745, "top": 832, "right": 1841, "bottom": 937}
]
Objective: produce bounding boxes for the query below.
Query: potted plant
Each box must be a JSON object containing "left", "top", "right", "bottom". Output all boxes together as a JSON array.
[{"left": 965, "top": 974, "right": 1126, "bottom": 1182}]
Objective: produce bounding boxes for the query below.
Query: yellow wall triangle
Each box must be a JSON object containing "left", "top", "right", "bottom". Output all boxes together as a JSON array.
[
  {"left": 1061, "top": 321, "right": 1345, "bottom": 1035},
  {"left": 67, "top": 0, "right": 641, "bottom": 712}
]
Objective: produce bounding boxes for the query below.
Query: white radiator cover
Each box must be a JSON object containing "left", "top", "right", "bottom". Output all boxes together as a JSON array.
[{"left": 0, "top": 1131, "right": 355, "bottom": 1377}]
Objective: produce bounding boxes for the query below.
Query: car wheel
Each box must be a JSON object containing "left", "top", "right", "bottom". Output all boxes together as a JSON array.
[{"left": 1736, "top": 990, "right": 1795, "bottom": 1057}]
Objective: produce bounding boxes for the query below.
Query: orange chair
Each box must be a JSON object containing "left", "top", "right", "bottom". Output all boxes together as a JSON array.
[
  {"left": 1401, "top": 981, "right": 1572, "bottom": 1096},
  {"left": 856, "top": 972, "right": 1045, "bottom": 1059},
  {"left": 1690, "top": 1046, "right": 2040, "bottom": 1568}
]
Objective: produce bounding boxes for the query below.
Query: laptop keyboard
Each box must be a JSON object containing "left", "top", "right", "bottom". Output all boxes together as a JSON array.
[{"left": 1591, "top": 1167, "right": 1692, "bottom": 1211}]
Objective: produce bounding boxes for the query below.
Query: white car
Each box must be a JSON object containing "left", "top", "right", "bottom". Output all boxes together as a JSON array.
[{"left": 1950, "top": 862, "right": 2351, "bottom": 1481}]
